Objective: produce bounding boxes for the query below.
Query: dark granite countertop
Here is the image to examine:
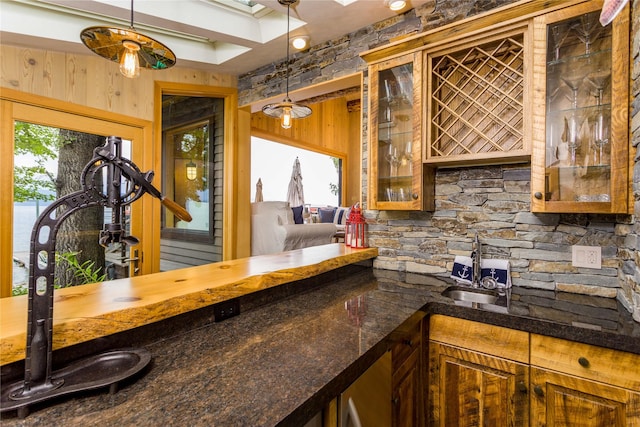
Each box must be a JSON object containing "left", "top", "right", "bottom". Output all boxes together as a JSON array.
[{"left": 2, "top": 266, "right": 639, "bottom": 426}]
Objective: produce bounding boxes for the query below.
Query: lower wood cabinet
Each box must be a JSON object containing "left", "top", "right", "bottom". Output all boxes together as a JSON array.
[
  {"left": 530, "top": 367, "right": 640, "bottom": 426},
  {"left": 427, "top": 316, "right": 640, "bottom": 427},
  {"left": 390, "top": 312, "right": 423, "bottom": 427},
  {"left": 428, "top": 315, "right": 529, "bottom": 427},
  {"left": 428, "top": 342, "right": 529, "bottom": 426},
  {"left": 530, "top": 334, "right": 640, "bottom": 427}
]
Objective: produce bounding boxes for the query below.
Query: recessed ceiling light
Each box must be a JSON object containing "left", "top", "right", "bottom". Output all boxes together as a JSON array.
[
  {"left": 292, "top": 35, "right": 309, "bottom": 50},
  {"left": 386, "top": 0, "right": 406, "bottom": 11}
]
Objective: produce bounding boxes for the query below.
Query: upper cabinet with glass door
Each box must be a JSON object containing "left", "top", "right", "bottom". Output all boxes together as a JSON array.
[
  {"left": 367, "top": 52, "right": 434, "bottom": 211},
  {"left": 531, "top": 1, "right": 630, "bottom": 213}
]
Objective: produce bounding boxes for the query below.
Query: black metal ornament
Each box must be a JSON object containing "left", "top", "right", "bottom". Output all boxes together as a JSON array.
[{"left": 1, "top": 136, "right": 191, "bottom": 418}]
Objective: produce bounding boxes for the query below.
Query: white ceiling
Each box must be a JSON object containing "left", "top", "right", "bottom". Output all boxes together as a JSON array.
[{"left": 0, "top": 0, "right": 431, "bottom": 76}]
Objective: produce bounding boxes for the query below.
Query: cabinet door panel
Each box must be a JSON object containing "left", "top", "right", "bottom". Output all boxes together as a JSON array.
[
  {"left": 368, "top": 52, "right": 434, "bottom": 211},
  {"left": 428, "top": 342, "right": 528, "bottom": 427},
  {"left": 531, "top": 367, "right": 640, "bottom": 427},
  {"left": 530, "top": 0, "right": 630, "bottom": 213},
  {"left": 393, "top": 348, "right": 420, "bottom": 427}
]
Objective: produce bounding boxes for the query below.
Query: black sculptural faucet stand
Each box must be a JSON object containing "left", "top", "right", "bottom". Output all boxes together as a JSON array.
[{"left": 0, "top": 136, "right": 191, "bottom": 418}]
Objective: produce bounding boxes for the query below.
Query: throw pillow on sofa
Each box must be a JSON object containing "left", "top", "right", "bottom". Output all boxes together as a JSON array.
[
  {"left": 318, "top": 207, "right": 337, "bottom": 223},
  {"left": 334, "top": 207, "right": 349, "bottom": 225},
  {"left": 291, "top": 205, "right": 304, "bottom": 224}
]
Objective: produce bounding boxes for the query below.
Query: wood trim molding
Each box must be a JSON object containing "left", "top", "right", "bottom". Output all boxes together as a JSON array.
[
  {"left": 153, "top": 82, "right": 241, "bottom": 261},
  {"left": 360, "top": 0, "right": 590, "bottom": 64},
  {"left": 0, "top": 88, "right": 153, "bottom": 297}
]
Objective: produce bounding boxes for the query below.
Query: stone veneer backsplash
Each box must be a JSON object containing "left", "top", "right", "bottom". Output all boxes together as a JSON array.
[
  {"left": 239, "top": 0, "right": 640, "bottom": 322},
  {"left": 369, "top": 165, "right": 629, "bottom": 298}
]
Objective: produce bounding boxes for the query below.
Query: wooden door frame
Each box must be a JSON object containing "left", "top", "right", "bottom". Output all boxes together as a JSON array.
[
  {"left": 0, "top": 88, "right": 153, "bottom": 297},
  {"left": 154, "top": 82, "right": 242, "bottom": 261}
]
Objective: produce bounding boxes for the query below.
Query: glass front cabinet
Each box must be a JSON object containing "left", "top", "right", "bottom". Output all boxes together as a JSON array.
[
  {"left": 531, "top": 1, "right": 630, "bottom": 213},
  {"left": 367, "top": 52, "right": 435, "bottom": 211}
]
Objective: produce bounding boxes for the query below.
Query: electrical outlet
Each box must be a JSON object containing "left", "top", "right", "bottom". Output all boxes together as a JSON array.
[
  {"left": 213, "top": 299, "right": 240, "bottom": 322},
  {"left": 572, "top": 245, "right": 601, "bottom": 269}
]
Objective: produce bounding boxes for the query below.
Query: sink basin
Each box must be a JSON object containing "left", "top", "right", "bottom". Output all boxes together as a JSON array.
[{"left": 441, "top": 286, "right": 499, "bottom": 304}]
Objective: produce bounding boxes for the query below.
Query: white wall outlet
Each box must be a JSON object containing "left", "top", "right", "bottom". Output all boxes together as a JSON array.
[{"left": 572, "top": 245, "right": 602, "bottom": 269}]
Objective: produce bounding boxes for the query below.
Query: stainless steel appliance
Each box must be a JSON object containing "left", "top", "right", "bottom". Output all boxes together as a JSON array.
[{"left": 339, "top": 351, "right": 392, "bottom": 427}]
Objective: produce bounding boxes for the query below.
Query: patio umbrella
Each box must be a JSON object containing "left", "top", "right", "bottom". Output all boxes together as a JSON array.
[
  {"left": 286, "top": 157, "right": 305, "bottom": 207},
  {"left": 255, "top": 178, "right": 264, "bottom": 202}
]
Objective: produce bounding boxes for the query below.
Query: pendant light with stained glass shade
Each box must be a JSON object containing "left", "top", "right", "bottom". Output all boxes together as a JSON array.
[
  {"left": 80, "top": 0, "right": 176, "bottom": 78},
  {"left": 262, "top": 0, "right": 312, "bottom": 129}
]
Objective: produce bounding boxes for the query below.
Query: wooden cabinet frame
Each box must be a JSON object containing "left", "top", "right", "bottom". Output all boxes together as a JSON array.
[
  {"left": 367, "top": 53, "right": 434, "bottom": 211},
  {"left": 423, "top": 23, "right": 532, "bottom": 166},
  {"left": 428, "top": 315, "right": 640, "bottom": 427},
  {"left": 530, "top": 0, "right": 630, "bottom": 213},
  {"left": 361, "top": 0, "right": 623, "bottom": 213}
]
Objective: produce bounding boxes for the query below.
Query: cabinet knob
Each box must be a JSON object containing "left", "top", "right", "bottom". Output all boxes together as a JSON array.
[
  {"left": 534, "top": 192, "right": 543, "bottom": 200},
  {"left": 517, "top": 381, "right": 528, "bottom": 394},
  {"left": 412, "top": 193, "right": 418, "bottom": 200},
  {"left": 578, "top": 357, "right": 590, "bottom": 368},
  {"left": 533, "top": 385, "right": 544, "bottom": 397}
]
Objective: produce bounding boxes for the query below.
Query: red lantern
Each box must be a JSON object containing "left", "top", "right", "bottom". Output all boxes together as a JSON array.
[{"left": 346, "top": 203, "right": 367, "bottom": 248}]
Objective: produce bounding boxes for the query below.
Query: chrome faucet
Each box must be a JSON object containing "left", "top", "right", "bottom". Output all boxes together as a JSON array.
[{"left": 471, "top": 232, "right": 481, "bottom": 288}]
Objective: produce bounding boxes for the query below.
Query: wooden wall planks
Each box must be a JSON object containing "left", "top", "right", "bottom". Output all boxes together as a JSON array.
[{"left": 0, "top": 44, "right": 237, "bottom": 121}]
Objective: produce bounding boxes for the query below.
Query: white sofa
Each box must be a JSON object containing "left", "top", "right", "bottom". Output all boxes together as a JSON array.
[{"left": 251, "top": 201, "right": 337, "bottom": 256}]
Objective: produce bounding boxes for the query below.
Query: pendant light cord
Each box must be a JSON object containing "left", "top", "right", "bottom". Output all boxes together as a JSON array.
[
  {"left": 285, "top": 3, "right": 291, "bottom": 99},
  {"left": 129, "top": 0, "right": 135, "bottom": 29}
]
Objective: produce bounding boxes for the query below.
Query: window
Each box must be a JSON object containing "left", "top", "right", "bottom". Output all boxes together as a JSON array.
[
  {"left": 251, "top": 137, "right": 342, "bottom": 207},
  {"left": 162, "top": 119, "right": 212, "bottom": 239}
]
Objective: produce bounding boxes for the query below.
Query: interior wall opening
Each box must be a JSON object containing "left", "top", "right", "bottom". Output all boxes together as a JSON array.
[
  {"left": 160, "top": 94, "right": 225, "bottom": 271},
  {"left": 251, "top": 136, "right": 343, "bottom": 208}
]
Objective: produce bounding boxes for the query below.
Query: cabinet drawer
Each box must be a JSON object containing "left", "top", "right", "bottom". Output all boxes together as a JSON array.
[
  {"left": 429, "top": 315, "right": 528, "bottom": 363},
  {"left": 531, "top": 334, "right": 640, "bottom": 390}
]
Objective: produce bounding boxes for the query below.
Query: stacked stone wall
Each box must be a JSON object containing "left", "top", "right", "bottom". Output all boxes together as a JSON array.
[
  {"left": 370, "top": 165, "right": 629, "bottom": 299},
  {"left": 238, "top": 0, "right": 639, "bottom": 321}
]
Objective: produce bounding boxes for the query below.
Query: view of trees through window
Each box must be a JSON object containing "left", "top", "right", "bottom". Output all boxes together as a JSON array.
[
  {"left": 251, "top": 137, "right": 341, "bottom": 207},
  {"left": 12, "top": 123, "right": 130, "bottom": 295}
]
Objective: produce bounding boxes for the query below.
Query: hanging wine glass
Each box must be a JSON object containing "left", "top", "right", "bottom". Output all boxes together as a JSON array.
[
  {"left": 572, "top": 12, "right": 603, "bottom": 55},
  {"left": 586, "top": 66, "right": 611, "bottom": 165},
  {"left": 550, "top": 22, "right": 571, "bottom": 62},
  {"left": 561, "top": 71, "right": 585, "bottom": 165},
  {"left": 592, "top": 100, "right": 610, "bottom": 166}
]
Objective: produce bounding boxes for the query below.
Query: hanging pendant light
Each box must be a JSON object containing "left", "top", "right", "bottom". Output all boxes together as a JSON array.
[
  {"left": 80, "top": 0, "right": 176, "bottom": 78},
  {"left": 262, "top": 0, "right": 312, "bottom": 129}
]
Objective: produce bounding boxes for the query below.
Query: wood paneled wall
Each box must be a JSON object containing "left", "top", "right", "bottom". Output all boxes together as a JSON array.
[
  {"left": 250, "top": 96, "right": 363, "bottom": 207},
  {"left": 0, "top": 44, "right": 236, "bottom": 121},
  {"left": 1, "top": 43, "right": 360, "bottom": 265},
  {"left": 0, "top": 44, "right": 243, "bottom": 285}
]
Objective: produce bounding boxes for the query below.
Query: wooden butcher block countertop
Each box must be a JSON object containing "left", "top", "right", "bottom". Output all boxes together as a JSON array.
[{"left": 0, "top": 243, "right": 377, "bottom": 366}]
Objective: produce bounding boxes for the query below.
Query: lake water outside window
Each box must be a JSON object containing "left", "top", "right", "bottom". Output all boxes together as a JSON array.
[
  {"left": 12, "top": 123, "right": 132, "bottom": 295},
  {"left": 251, "top": 137, "right": 341, "bottom": 207}
]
